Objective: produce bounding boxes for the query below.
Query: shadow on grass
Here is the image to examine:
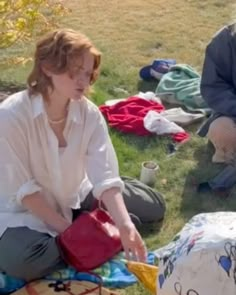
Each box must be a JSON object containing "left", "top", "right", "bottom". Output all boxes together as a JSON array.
[
  {"left": 111, "top": 128, "right": 172, "bottom": 152},
  {"left": 180, "top": 142, "right": 236, "bottom": 221},
  {"left": 138, "top": 220, "right": 164, "bottom": 239},
  {"left": 136, "top": 79, "right": 158, "bottom": 93}
]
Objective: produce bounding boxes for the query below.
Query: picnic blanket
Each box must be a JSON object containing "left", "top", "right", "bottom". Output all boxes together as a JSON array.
[
  {"left": 0, "top": 252, "right": 155, "bottom": 294},
  {"left": 12, "top": 281, "right": 119, "bottom": 295}
]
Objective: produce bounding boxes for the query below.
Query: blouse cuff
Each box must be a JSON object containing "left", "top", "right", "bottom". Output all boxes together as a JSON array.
[
  {"left": 16, "top": 179, "right": 42, "bottom": 205},
  {"left": 92, "top": 177, "right": 124, "bottom": 199}
]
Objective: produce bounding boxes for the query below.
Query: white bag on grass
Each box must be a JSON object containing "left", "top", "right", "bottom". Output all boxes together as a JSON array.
[{"left": 154, "top": 212, "right": 236, "bottom": 295}]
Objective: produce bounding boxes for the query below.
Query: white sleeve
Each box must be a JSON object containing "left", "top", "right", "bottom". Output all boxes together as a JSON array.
[
  {"left": 85, "top": 111, "right": 124, "bottom": 199},
  {"left": 0, "top": 109, "right": 41, "bottom": 206}
]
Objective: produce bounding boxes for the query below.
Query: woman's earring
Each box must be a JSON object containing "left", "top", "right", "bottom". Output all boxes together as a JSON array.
[{"left": 31, "top": 80, "right": 37, "bottom": 87}]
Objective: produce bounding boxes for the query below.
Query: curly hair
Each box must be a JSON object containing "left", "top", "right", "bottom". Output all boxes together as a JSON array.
[{"left": 27, "top": 28, "right": 101, "bottom": 100}]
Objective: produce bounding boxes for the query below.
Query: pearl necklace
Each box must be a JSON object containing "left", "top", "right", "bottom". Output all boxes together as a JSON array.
[
  {"left": 47, "top": 116, "right": 66, "bottom": 124},
  {"left": 45, "top": 101, "right": 69, "bottom": 125}
]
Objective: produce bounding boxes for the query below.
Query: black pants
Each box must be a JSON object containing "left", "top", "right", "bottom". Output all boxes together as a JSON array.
[{"left": 75, "top": 176, "right": 165, "bottom": 225}]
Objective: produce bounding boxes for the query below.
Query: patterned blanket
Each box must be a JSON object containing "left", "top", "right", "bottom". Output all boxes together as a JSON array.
[{"left": 0, "top": 252, "right": 155, "bottom": 294}]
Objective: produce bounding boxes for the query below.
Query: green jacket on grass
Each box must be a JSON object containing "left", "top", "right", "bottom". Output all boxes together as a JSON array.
[{"left": 155, "top": 64, "right": 209, "bottom": 111}]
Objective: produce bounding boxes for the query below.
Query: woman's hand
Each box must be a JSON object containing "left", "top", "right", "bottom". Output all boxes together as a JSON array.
[
  {"left": 100, "top": 187, "right": 147, "bottom": 261},
  {"left": 118, "top": 221, "right": 147, "bottom": 262},
  {"left": 22, "top": 192, "right": 71, "bottom": 233}
]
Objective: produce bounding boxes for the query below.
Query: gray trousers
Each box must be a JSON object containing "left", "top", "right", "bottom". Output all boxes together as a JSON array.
[{"left": 0, "top": 177, "right": 165, "bottom": 281}]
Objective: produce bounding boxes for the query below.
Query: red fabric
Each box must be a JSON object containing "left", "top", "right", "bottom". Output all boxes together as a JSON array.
[
  {"left": 172, "top": 132, "right": 189, "bottom": 143},
  {"left": 57, "top": 209, "right": 122, "bottom": 272},
  {"left": 99, "top": 96, "right": 189, "bottom": 142}
]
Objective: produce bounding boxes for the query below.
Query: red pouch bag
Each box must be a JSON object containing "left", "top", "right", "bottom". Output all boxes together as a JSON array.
[{"left": 57, "top": 208, "right": 123, "bottom": 271}]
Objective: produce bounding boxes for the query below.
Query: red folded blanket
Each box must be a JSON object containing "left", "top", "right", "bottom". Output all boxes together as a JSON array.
[{"left": 99, "top": 96, "right": 189, "bottom": 142}]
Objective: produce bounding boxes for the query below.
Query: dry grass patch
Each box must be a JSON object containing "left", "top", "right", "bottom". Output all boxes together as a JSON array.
[{"left": 64, "top": 0, "right": 232, "bottom": 70}]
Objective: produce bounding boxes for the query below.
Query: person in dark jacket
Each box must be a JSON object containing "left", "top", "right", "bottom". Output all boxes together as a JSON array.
[{"left": 199, "top": 23, "right": 236, "bottom": 164}]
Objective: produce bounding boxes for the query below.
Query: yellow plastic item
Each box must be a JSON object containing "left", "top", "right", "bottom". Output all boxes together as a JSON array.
[{"left": 126, "top": 260, "right": 158, "bottom": 294}]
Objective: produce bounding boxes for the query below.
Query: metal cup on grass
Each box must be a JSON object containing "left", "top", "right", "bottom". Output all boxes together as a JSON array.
[{"left": 140, "top": 161, "right": 159, "bottom": 186}]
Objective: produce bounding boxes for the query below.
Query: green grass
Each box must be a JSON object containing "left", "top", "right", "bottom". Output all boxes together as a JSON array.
[{"left": 0, "top": 1, "right": 235, "bottom": 294}]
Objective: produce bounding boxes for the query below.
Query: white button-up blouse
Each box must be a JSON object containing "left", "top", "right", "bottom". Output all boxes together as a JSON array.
[{"left": 0, "top": 90, "right": 124, "bottom": 237}]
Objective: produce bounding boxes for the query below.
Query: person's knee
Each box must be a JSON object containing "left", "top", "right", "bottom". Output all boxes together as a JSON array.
[
  {"left": 0, "top": 229, "right": 65, "bottom": 281},
  {"left": 207, "top": 116, "right": 236, "bottom": 144},
  {"left": 207, "top": 116, "right": 236, "bottom": 163},
  {"left": 1, "top": 257, "right": 38, "bottom": 281},
  {"left": 139, "top": 194, "right": 166, "bottom": 223},
  {"left": 150, "top": 195, "right": 166, "bottom": 222},
  {"left": 1, "top": 246, "right": 64, "bottom": 281}
]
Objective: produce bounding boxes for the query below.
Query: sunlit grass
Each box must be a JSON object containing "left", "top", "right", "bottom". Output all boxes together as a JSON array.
[{"left": 0, "top": 1, "right": 234, "bottom": 294}]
